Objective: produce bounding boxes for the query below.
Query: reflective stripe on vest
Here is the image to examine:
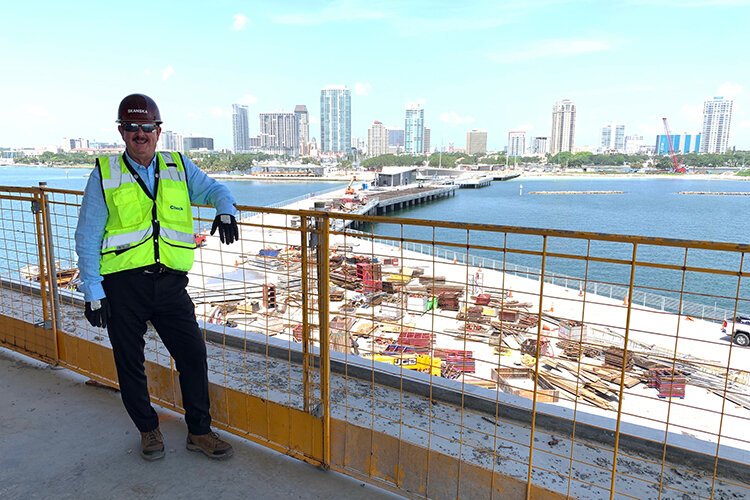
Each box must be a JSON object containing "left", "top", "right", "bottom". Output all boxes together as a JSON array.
[{"left": 98, "top": 152, "right": 195, "bottom": 274}]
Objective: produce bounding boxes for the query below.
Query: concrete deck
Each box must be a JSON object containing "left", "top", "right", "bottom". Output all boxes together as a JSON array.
[{"left": 0, "top": 347, "right": 399, "bottom": 500}]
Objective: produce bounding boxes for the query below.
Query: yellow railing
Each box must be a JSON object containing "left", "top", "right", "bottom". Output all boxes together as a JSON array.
[{"left": 0, "top": 185, "right": 748, "bottom": 499}]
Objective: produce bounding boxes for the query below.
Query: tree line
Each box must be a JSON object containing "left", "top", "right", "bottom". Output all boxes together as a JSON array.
[
  {"left": 12, "top": 149, "right": 749, "bottom": 172},
  {"left": 12, "top": 151, "right": 321, "bottom": 172}
]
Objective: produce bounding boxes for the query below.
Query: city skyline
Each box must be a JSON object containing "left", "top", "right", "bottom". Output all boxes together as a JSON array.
[{"left": 1, "top": 2, "right": 749, "bottom": 152}]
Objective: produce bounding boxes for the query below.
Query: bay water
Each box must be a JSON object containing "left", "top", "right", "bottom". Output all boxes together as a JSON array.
[{"left": 2, "top": 166, "right": 748, "bottom": 315}]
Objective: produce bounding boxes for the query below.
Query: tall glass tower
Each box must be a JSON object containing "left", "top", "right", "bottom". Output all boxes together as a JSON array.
[
  {"left": 232, "top": 104, "right": 250, "bottom": 153},
  {"left": 320, "top": 86, "right": 351, "bottom": 154},
  {"left": 404, "top": 104, "right": 424, "bottom": 154}
]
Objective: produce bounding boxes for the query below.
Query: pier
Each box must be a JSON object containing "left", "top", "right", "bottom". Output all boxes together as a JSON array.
[
  {"left": 492, "top": 173, "right": 521, "bottom": 181},
  {"left": 370, "top": 184, "right": 457, "bottom": 214},
  {"left": 529, "top": 190, "right": 625, "bottom": 195},
  {"left": 455, "top": 175, "right": 493, "bottom": 188}
]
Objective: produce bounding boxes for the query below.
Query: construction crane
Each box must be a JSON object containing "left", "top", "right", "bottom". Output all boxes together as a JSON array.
[{"left": 662, "top": 117, "right": 686, "bottom": 173}]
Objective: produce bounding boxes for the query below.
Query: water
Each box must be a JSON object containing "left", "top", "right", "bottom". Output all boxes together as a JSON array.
[
  {"left": 2, "top": 166, "right": 748, "bottom": 315},
  {"left": 0, "top": 166, "right": 343, "bottom": 205},
  {"left": 366, "top": 176, "right": 750, "bottom": 316}
]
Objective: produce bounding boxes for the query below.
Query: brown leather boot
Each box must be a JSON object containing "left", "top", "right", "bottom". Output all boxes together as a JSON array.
[
  {"left": 140, "top": 428, "right": 165, "bottom": 461},
  {"left": 186, "top": 431, "right": 234, "bottom": 460}
]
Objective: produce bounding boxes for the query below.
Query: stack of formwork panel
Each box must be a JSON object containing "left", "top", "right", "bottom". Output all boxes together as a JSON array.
[
  {"left": 437, "top": 291, "right": 460, "bottom": 311},
  {"left": 604, "top": 347, "right": 634, "bottom": 370},
  {"left": 649, "top": 368, "right": 686, "bottom": 398},
  {"left": 383, "top": 344, "right": 418, "bottom": 355},
  {"left": 356, "top": 262, "right": 383, "bottom": 292},
  {"left": 464, "top": 305, "right": 483, "bottom": 322},
  {"left": 434, "top": 349, "right": 475, "bottom": 373},
  {"left": 397, "top": 331, "right": 434, "bottom": 350},
  {"left": 475, "top": 293, "right": 491, "bottom": 306}
]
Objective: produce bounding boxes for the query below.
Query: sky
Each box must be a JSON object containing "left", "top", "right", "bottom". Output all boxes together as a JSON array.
[{"left": 1, "top": 0, "right": 750, "bottom": 153}]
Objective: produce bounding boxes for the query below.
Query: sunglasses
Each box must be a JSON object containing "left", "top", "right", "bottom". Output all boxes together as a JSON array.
[{"left": 122, "top": 123, "right": 159, "bottom": 133}]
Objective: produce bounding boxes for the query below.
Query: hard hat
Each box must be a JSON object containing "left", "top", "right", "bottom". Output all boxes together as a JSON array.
[{"left": 117, "top": 93, "right": 162, "bottom": 123}]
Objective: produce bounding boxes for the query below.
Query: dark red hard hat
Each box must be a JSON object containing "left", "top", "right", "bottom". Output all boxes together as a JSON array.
[{"left": 117, "top": 94, "right": 162, "bottom": 123}]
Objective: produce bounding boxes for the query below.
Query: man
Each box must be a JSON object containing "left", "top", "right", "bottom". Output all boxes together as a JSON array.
[{"left": 75, "top": 93, "right": 239, "bottom": 461}]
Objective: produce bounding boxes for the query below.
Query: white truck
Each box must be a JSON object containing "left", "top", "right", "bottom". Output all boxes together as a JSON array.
[{"left": 723, "top": 314, "right": 750, "bottom": 346}]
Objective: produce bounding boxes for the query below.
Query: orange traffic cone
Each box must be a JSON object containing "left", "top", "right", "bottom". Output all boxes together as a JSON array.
[
  {"left": 578, "top": 286, "right": 583, "bottom": 297},
  {"left": 508, "top": 289, "right": 513, "bottom": 298},
  {"left": 622, "top": 296, "right": 628, "bottom": 306}
]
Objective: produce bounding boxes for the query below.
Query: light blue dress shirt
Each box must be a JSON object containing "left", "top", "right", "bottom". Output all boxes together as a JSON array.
[{"left": 74, "top": 151, "right": 237, "bottom": 301}]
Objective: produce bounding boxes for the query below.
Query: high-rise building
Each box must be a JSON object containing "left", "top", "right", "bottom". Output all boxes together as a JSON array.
[
  {"left": 404, "top": 104, "right": 425, "bottom": 154},
  {"left": 550, "top": 99, "right": 576, "bottom": 155},
  {"left": 161, "top": 130, "right": 184, "bottom": 152},
  {"left": 320, "top": 86, "right": 351, "bottom": 154},
  {"left": 624, "top": 135, "right": 644, "bottom": 154},
  {"left": 294, "top": 105, "right": 309, "bottom": 155},
  {"left": 466, "top": 129, "right": 487, "bottom": 155},
  {"left": 600, "top": 124, "right": 625, "bottom": 152},
  {"left": 232, "top": 104, "right": 250, "bottom": 153},
  {"left": 531, "top": 137, "right": 548, "bottom": 156},
  {"left": 388, "top": 129, "right": 404, "bottom": 153},
  {"left": 259, "top": 112, "right": 299, "bottom": 156},
  {"left": 423, "top": 127, "right": 431, "bottom": 154},
  {"left": 183, "top": 137, "right": 214, "bottom": 151},
  {"left": 700, "top": 96, "right": 733, "bottom": 153},
  {"left": 367, "top": 121, "right": 388, "bottom": 157},
  {"left": 507, "top": 130, "right": 526, "bottom": 157}
]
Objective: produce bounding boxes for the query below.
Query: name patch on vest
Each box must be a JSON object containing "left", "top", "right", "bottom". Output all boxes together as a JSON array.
[{"left": 170, "top": 205, "right": 184, "bottom": 211}]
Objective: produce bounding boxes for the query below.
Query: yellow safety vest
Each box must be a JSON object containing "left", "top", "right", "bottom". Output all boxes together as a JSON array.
[{"left": 98, "top": 152, "right": 196, "bottom": 275}]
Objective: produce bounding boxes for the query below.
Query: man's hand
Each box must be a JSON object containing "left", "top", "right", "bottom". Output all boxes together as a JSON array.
[
  {"left": 210, "top": 214, "right": 239, "bottom": 244},
  {"left": 84, "top": 298, "right": 111, "bottom": 328}
]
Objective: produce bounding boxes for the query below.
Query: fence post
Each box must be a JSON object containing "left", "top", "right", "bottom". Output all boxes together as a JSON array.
[
  {"left": 315, "top": 211, "right": 331, "bottom": 469},
  {"left": 38, "top": 182, "right": 62, "bottom": 361}
]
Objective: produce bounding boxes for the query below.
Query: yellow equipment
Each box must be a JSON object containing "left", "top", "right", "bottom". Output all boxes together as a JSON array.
[
  {"left": 368, "top": 354, "right": 442, "bottom": 376},
  {"left": 344, "top": 177, "right": 356, "bottom": 195}
]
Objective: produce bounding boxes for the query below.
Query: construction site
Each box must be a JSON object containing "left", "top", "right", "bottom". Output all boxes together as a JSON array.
[{"left": 1, "top": 183, "right": 749, "bottom": 499}]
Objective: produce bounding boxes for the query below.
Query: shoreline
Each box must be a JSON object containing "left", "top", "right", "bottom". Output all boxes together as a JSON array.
[{"left": 3, "top": 163, "right": 748, "bottom": 183}]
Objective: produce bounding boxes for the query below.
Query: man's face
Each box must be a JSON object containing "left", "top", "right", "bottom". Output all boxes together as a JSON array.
[{"left": 118, "top": 122, "right": 161, "bottom": 163}]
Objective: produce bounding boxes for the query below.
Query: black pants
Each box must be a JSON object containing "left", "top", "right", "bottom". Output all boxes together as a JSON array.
[{"left": 103, "top": 271, "right": 211, "bottom": 435}]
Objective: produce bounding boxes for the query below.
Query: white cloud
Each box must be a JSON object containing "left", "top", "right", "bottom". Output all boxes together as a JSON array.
[
  {"left": 272, "top": 0, "right": 386, "bottom": 25},
  {"left": 25, "top": 104, "right": 55, "bottom": 123},
  {"left": 489, "top": 38, "right": 613, "bottom": 64},
  {"left": 162, "top": 65, "right": 175, "bottom": 81},
  {"left": 440, "top": 112, "right": 475, "bottom": 125},
  {"left": 232, "top": 13, "right": 249, "bottom": 31},
  {"left": 209, "top": 106, "right": 230, "bottom": 118},
  {"left": 238, "top": 94, "right": 258, "bottom": 106},
  {"left": 717, "top": 81, "right": 744, "bottom": 99},
  {"left": 354, "top": 82, "right": 372, "bottom": 96}
]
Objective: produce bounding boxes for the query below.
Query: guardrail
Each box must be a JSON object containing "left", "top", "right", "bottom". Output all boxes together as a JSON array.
[{"left": 1, "top": 185, "right": 749, "bottom": 499}]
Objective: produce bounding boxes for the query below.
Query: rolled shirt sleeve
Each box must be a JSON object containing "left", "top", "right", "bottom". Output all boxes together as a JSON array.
[
  {"left": 183, "top": 155, "right": 237, "bottom": 216},
  {"left": 74, "top": 166, "right": 108, "bottom": 301}
]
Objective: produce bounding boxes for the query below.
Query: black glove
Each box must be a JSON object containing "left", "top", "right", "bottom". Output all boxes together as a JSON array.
[
  {"left": 210, "top": 214, "right": 239, "bottom": 244},
  {"left": 84, "top": 298, "right": 111, "bottom": 328}
]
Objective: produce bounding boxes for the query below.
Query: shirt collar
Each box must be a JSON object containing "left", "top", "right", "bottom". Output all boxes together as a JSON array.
[{"left": 124, "top": 151, "right": 157, "bottom": 170}]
